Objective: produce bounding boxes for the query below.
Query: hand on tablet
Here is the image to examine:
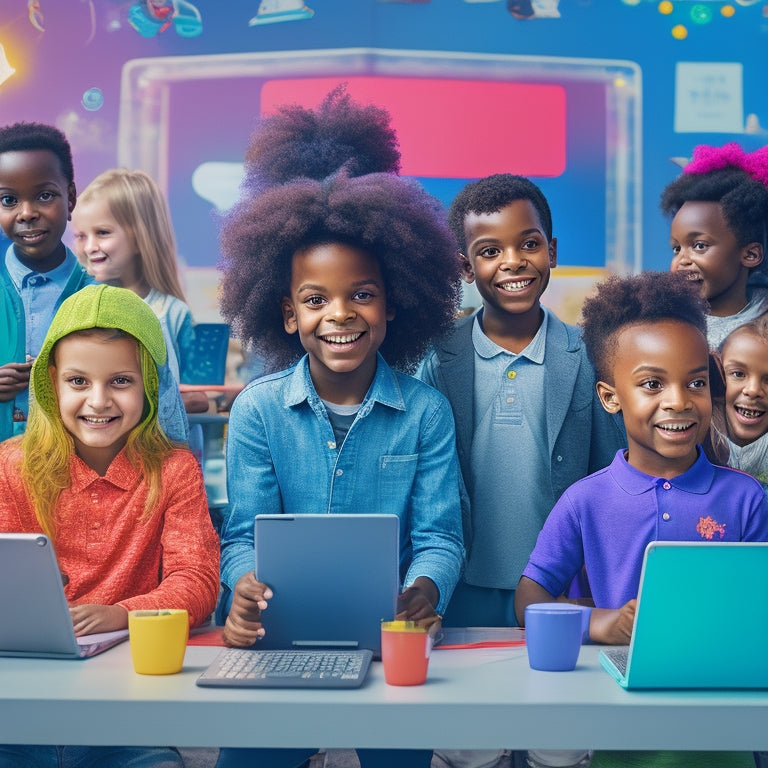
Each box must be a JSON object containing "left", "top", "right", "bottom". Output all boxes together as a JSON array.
[{"left": 223, "top": 571, "right": 273, "bottom": 647}]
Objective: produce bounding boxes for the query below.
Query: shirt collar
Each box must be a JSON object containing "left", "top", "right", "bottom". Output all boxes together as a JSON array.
[
  {"left": 5, "top": 243, "right": 77, "bottom": 292},
  {"left": 471, "top": 306, "right": 549, "bottom": 364},
  {"left": 69, "top": 448, "right": 139, "bottom": 493},
  {"left": 284, "top": 353, "right": 406, "bottom": 413},
  {"left": 608, "top": 447, "right": 714, "bottom": 496}
]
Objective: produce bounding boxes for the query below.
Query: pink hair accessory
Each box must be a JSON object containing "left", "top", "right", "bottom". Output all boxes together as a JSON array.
[{"left": 683, "top": 142, "right": 768, "bottom": 188}]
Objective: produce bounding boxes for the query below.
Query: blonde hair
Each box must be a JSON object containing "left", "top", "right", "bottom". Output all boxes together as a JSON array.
[
  {"left": 77, "top": 168, "right": 187, "bottom": 301},
  {"left": 21, "top": 328, "right": 173, "bottom": 540}
]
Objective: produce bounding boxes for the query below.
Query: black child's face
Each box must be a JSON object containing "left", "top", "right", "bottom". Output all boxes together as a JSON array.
[{"left": 0, "top": 149, "right": 76, "bottom": 271}]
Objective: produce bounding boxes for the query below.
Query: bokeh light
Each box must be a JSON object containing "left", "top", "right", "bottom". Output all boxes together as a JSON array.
[
  {"left": 82, "top": 87, "right": 104, "bottom": 111},
  {"left": 720, "top": 4, "right": 736, "bottom": 15},
  {"left": 671, "top": 23, "right": 688, "bottom": 38},
  {"left": 690, "top": 3, "right": 713, "bottom": 22},
  {"left": 658, "top": 1, "right": 674, "bottom": 14}
]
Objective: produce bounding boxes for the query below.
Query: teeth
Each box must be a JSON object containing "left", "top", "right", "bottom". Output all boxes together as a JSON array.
[
  {"left": 83, "top": 416, "right": 113, "bottom": 424},
  {"left": 658, "top": 423, "right": 691, "bottom": 432},
  {"left": 736, "top": 406, "right": 765, "bottom": 420},
  {"left": 322, "top": 333, "right": 361, "bottom": 344},
  {"left": 498, "top": 279, "right": 533, "bottom": 292}
]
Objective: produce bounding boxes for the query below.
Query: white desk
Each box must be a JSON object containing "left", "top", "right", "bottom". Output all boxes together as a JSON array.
[{"left": 1, "top": 643, "right": 766, "bottom": 751}]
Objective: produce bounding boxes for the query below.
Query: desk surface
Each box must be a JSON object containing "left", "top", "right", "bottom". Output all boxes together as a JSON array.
[{"left": 1, "top": 643, "right": 766, "bottom": 750}]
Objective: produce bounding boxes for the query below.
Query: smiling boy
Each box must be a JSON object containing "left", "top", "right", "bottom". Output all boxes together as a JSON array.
[
  {"left": 0, "top": 122, "right": 92, "bottom": 441},
  {"left": 515, "top": 271, "right": 768, "bottom": 645},
  {"left": 420, "top": 174, "right": 624, "bottom": 630}
]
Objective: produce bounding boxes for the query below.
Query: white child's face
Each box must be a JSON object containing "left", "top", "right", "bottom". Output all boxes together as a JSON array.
[
  {"left": 281, "top": 242, "right": 393, "bottom": 405},
  {"left": 597, "top": 320, "right": 711, "bottom": 479},
  {"left": 51, "top": 334, "right": 145, "bottom": 474},
  {"left": 720, "top": 329, "right": 768, "bottom": 447},
  {"left": 71, "top": 198, "right": 142, "bottom": 290}
]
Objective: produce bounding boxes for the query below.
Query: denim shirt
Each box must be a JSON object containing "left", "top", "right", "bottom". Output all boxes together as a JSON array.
[{"left": 218, "top": 353, "right": 465, "bottom": 620}]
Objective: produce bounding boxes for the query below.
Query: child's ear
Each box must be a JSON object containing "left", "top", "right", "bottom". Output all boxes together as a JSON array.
[
  {"left": 67, "top": 183, "right": 77, "bottom": 221},
  {"left": 548, "top": 237, "right": 558, "bottom": 269},
  {"left": 386, "top": 306, "right": 395, "bottom": 322},
  {"left": 459, "top": 252, "right": 475, "bottom": 284},
  {"left": 281, "top": 298, "right": 298, "bottom": 334},
  {"left": 596, "top": 380, "right": 621, "bottom": 414},
  {"left": 741, "top": 242, "right": 764, "bottom": 270}
]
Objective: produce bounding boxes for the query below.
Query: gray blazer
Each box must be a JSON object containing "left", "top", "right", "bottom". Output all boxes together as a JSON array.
[{"left": 420, "top": 310, "right": 625, "bottom": 560}]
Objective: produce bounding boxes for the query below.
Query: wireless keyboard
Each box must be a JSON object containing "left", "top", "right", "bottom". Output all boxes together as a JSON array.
[{"left": 196, "top": 648, "right": 373, "bottom": 689}]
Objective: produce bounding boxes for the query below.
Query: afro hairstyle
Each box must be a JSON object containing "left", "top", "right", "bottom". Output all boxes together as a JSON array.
[
  {"left": 580, "top": 271, "right": 708, "bottom": 383},
  {"left": 0, "top": 122, "right": 74, "bottom": 186},
  {"left": 447, "top": 173, "right": 553, "bottom": 253},
  {"left": 242, "top": 84, "right": 400, "bottom": 193},
  {"left": 660, "top": 167, "right": 768, "bottom": 274},
  {"left": 219, "top": 177, "right": 461, "bottom": 374}
]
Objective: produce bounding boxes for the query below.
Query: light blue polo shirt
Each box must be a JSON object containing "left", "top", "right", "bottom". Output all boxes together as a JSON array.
[{"left": 465, "top": 308, "right": 553, "bottom": 588}]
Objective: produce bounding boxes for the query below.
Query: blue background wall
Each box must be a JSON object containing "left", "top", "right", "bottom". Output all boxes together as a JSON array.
[{"left": 1, "top": 0, "right": 766, "bottom": 282}]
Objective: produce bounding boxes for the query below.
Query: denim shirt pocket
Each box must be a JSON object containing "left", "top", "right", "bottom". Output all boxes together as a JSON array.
[{"left": 379, "top": 454, "right": 419, "bottom": 512}]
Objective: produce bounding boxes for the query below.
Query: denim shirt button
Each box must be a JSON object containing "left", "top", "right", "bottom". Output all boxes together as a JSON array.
[
  {"left": 327, "top": 441, "right": 336, "bottom": 449},
  {"left": 335, "top": 469, "right": 343, "bottom": 477}
]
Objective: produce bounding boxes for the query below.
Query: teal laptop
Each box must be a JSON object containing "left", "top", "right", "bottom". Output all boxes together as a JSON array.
[{"left": 599, "top": 541, "right": 768, "bottom": 689}]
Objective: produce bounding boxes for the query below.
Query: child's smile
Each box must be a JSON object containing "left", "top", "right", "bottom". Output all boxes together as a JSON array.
[
  {"left": 461, "top": 199, "right": 556, "bottom": 347},
  {"left": 720, "top": 328, "right": 768, "bottom": 447},
  {"left": 669, "top": 201, "right": 761, "bottom": 318},
  {"left": 51, "top": 333, "right": 145, "bottom": 475},
  {"left": 281, "top": 242, "right": 394, "bottom": 404},
  {"left": 597, "top": 319, "right": 711, "bottom": 479}
]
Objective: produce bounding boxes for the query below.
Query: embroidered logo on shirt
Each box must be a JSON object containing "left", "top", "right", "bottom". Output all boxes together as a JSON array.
[{"left": 696, "top": 516, "right": 726, "bottom": 540}]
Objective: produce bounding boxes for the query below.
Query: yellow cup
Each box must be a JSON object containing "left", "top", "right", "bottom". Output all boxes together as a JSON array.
[{"left": 128, "top": 609, "right": 189, "bottom": 675}]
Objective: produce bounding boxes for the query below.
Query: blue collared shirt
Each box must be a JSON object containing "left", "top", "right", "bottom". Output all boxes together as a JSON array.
[{"left": 219, "top": 353, "right": 465, "bottom": 619}]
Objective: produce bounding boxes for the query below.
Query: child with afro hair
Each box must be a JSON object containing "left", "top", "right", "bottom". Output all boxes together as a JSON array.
[
  {"left": 515, "top": 270, "right": 767, "bottom": 768},
  {"left": 215, "top": 88, "right": 465, "bottom": 768},
  {"left": 662, "top": 143, "right": 768, "bottom": 350}
]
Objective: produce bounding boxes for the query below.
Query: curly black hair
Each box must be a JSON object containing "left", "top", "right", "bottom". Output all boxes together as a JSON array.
[
  {"left": 0, "top": 122, "right": 74, "bottom": 185},
  {"left": 219, "top": 91, "right": 461, "bottom": 373},
  {"left": 447, "top": 173, "right": 553, "bottom": 252},
  {"left": 660, "top": 167, "right": 768, "bottom": 270},
  {"left": 581, "top": 271, "right": 708, "bottom": 383},
  {"left": 242, "top": 84, "right": 400, "bottom": 193}
]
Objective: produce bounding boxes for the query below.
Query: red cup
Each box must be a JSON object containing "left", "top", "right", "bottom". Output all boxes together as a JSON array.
[{"left": 380, "top": 621, "right": 431, "bottom": 686}]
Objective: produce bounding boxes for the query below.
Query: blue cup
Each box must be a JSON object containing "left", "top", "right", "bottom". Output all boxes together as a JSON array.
[{"left": 524, "top": 603, "right": 584, "bottom": 671}]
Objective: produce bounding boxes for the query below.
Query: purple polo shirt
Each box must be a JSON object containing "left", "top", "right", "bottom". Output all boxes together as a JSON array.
[{"left": 522, "top": 448, "right": 768, "bottom": 609}]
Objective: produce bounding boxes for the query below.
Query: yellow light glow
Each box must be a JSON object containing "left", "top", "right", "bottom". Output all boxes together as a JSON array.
[
  {"left": 0, "top": 43, "right": 15, "bottom": 88},
  {"left": 658, "top": 1, "right": 674, "bottom": 14},
  {"left": 671, "top": 23, "right": 689, "bottom": 38},
  {"left": 720, "top": 4, "right": 736, "bottom": 16}
]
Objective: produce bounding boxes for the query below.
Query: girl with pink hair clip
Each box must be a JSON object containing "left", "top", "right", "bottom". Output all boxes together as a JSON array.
[{"left": 661, "top": 142, "right": 768, "bottom": 350}]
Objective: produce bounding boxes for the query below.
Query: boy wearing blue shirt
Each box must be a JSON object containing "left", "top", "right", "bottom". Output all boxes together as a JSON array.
[
  {"left": 515, "top": 270, "right": 768, "bottom": 768},
  {"left": 0, "top": 122, "right": 90, "bottom": 442},
  {"left": 420, "top": 174, "right": 624, "bottom": 629},
  {"left": 515, "top": 271, "right": 768, "bottom": 643}
]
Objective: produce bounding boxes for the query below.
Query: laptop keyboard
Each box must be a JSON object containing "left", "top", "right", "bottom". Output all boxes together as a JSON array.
[
  {"left": 196, "top": 648, "right": 373, "bottom": 688},
  {"left": 603, "top": 647, "right": 629, "bottom": 676}
]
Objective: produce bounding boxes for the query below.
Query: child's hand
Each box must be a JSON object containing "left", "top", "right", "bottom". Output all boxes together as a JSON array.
[
  {"left": 0, "top": 361, "right": 32, "bottom": 401},
  {"left": 69, "top": 604, "right": 129, "bottom": 636},
  {"left": 223, "top": 572, "right": 273, "bottom": 648},
  {"left": 395, "top": 577, "right": 442, "bottom": 633},
  {"left": 588, "top": 599, "right": 637, "bottom": 645}
]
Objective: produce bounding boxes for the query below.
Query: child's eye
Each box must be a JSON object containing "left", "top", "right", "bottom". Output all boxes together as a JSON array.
[
  {"left": 67, "top": 376, "right": 87, "bottom": 387},
  {"left": 304, "top": 295, "right": 326, "bottom": 307},
  {"left": 0, "top": 194, "right": 17, "bottom": 208},
  {"left": 693, "top": 241, "right": 709, "bottom": 252},
  {"left": 670, "top": 244, "right": 681, "bottom": 255},
  {"left": 521, "top": 239, "right": 541, "bottom": 250},
  {"left": 478, "top": 246, "right": 501, "bottom": 259},
  {"left": 726, "top": 369, "right": 746, "bottom": 380},
  {"left": 112, "top": 376, "right": 133, "bottom": 386},
  {"left": 690, "top": 378, "right": 708, "bottom": 390},
  {"left": 353, "top": 290, "right": 373, "bottom": 301},
  {"left": 640, "top": 379, "right": 662, "bottom": 391},
  {"left": 37, "top": 191, "right": 57, "bottom": 202}
]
